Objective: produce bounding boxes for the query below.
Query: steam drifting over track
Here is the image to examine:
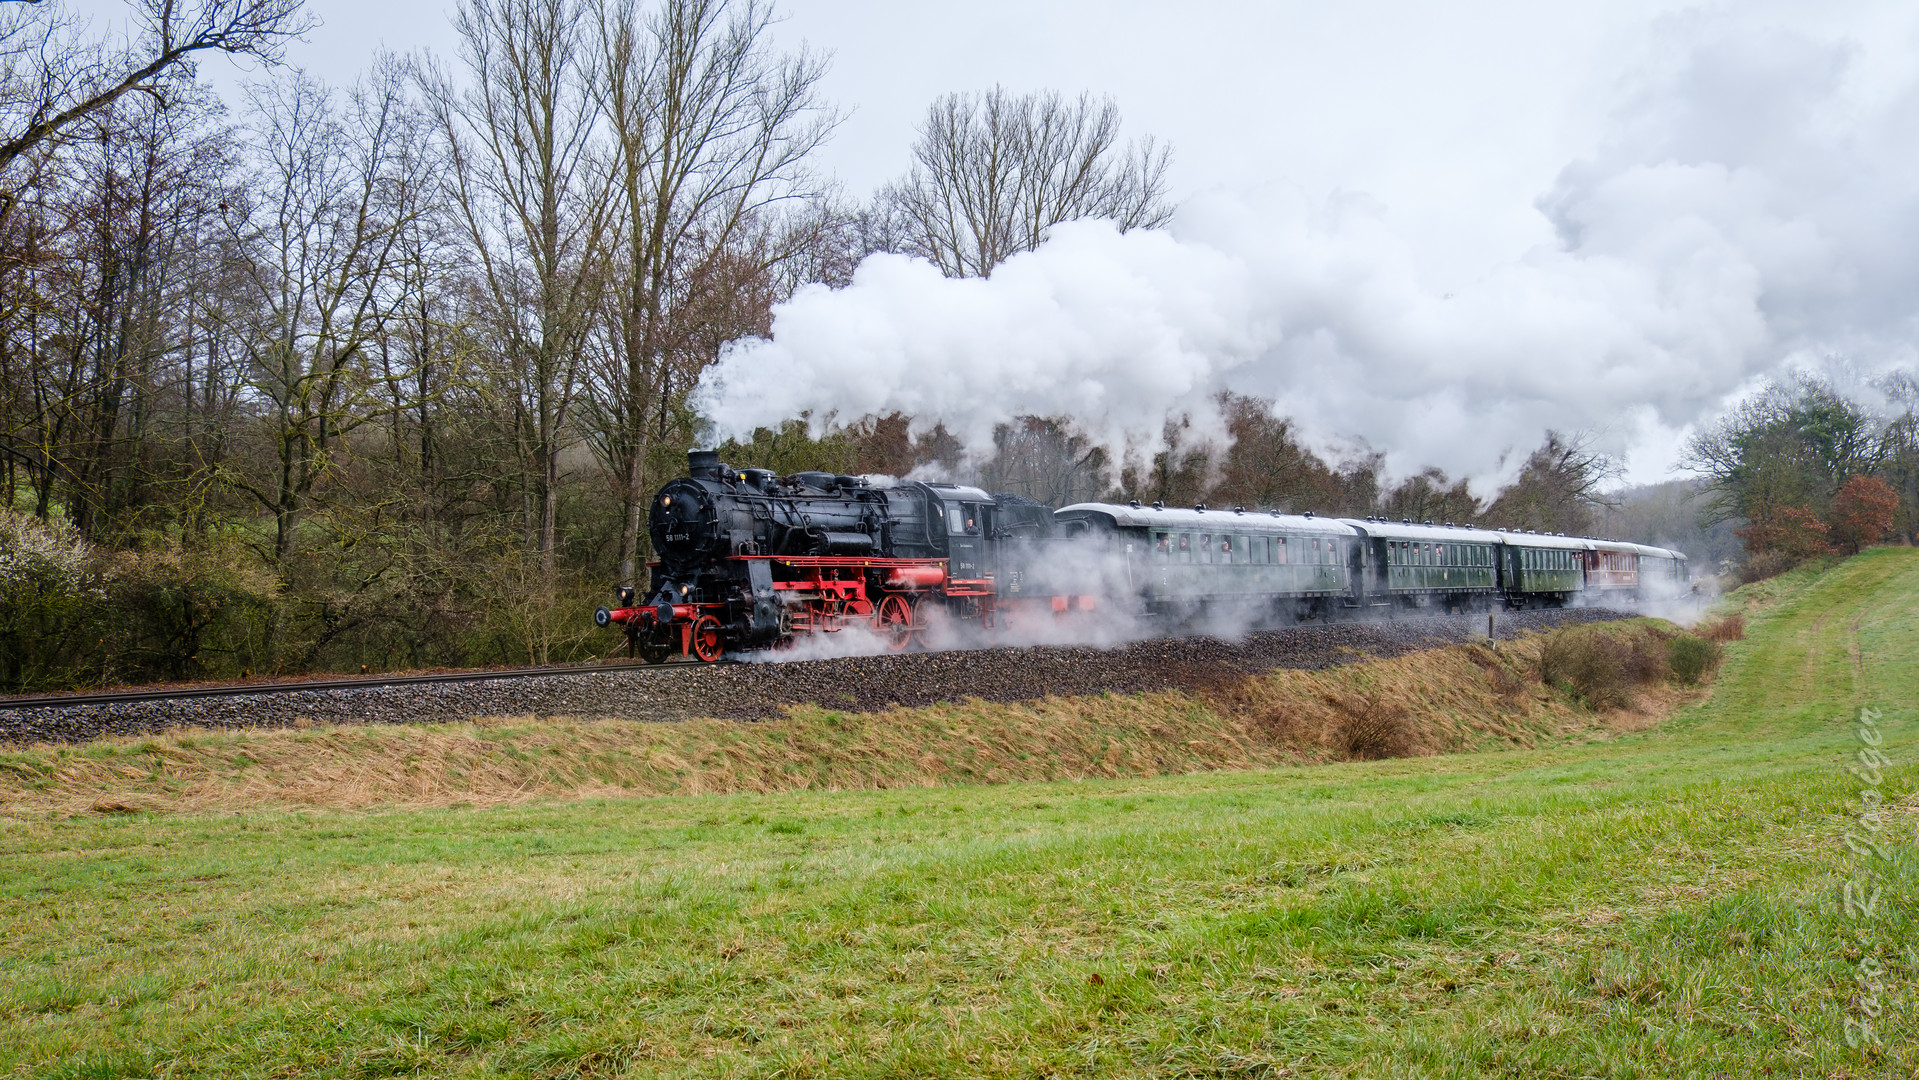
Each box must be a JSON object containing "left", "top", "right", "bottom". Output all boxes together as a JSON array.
[{"left": 1, "top": 608, "right": 1635, "bottom": 745}]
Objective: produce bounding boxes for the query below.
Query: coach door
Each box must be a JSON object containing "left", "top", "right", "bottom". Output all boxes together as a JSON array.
[{"left": 942, "top": 500, "right": 985, "bottom": 582}]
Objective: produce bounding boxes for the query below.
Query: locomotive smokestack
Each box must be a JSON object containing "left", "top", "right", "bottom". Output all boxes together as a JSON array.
[{"left": 687, "top": 449, "right": 721, "bottom": 480}]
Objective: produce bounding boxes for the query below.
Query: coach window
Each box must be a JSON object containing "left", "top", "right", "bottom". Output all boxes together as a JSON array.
[
  {"left": 1154, "top": 531, "right": 1171, "bottom": 562},
  {"left": 1197, "top": 534, "right": 1212, "bottom": 564},
  {"left": 1277, "top": 537, "right": 1288, "bottom": 564},
  {"left": 1176, "top": 533, "right": 1193, "bottom": 563}
]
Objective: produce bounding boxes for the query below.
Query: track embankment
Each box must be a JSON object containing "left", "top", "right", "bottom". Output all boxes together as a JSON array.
[
  {"left": 0, "top": 608, "right": 1634, "bottom": 746},
  {"left": 0, "top": 612, "right": 1717, "bottom": 815}
]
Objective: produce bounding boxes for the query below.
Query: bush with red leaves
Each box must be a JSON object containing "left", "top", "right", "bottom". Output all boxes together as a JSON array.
[{"left": 1829, "top": 475, "right": 1898, "bottom": 554}]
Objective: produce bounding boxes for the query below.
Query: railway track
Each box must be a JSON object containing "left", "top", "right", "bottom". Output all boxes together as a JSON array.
[
  {"left": 1, "top": 608, "right": 1635, "bottom": 747},
  {"left": 0, "top": 658, "right": 707, "bottom": 713}
]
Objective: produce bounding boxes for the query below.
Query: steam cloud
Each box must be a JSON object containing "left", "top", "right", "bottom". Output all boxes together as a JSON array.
[{"left": 696, "top": 12, "right": 1919, "bottom": 485}]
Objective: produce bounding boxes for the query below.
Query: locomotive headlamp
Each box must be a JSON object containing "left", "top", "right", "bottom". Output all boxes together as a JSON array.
[{"left": 662, "top": 495, "right": 672, "bottom": 507}]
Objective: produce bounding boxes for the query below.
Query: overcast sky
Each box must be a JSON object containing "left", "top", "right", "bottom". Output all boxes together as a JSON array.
[{"left": 91, "top": 0, "right": 1919, "bottom": 490}]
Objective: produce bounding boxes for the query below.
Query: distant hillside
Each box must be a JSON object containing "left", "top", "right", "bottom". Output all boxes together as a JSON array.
[{"left": 1596, "top": 477, "right": 1744, "bottom": 572}]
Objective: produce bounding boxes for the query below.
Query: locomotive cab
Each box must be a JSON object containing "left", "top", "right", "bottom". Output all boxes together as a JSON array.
[{"left": 920, "top": 483, "right": 992, "bottom": 583}]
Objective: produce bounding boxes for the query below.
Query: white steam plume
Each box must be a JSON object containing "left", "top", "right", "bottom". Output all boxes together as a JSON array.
[
  {"left": 696, "top": 223, "right": 1273, "bottom": 457},
  {"left": 696, "top": 11, "right": 1919, "bottom": 484}
]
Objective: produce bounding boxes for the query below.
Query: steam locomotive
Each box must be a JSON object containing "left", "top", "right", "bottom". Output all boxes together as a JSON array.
[{"left": 593, "top": 450, "right": 1690, "bottom": 662}]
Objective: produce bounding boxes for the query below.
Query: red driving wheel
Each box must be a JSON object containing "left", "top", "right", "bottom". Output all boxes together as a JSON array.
[
  {"left": 689, "top": 615, "right": 725, "bottom": 663},
  {"left": 876, "top": 594, "right": 916, "bottom": 652}
]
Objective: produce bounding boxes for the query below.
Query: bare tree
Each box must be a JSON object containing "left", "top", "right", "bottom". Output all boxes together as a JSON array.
[
  {"left": 1483, "top": 429, "right": 1622, "bottom": 535},
  {"left": 428, "top": 0, "right": 615, "bottom": 579},
  {"left": 0, "top": 77, "right": 237, "bottom": 535},
  {"left": 0, "top": 0, "right": 311, "bottom": 189},
  {"left": 222, "top": 66, "right": 425, "bottom": 567},
  {"left": 1379, "top": 468, "right": 1480, "bottom": 525},
  {"left": 881, "top": 87, "right": 1171, "bottom": 278},
  {"left": 589, "top": 0, "right": 836, "bottom": 582},
  {"left": 977, "top": 416, "right": 1107, "bottom": 506}
]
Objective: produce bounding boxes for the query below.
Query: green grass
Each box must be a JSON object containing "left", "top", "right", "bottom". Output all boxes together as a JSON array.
[{"left": 3, "top": 551, "right": 1917, "bottom": 1078}]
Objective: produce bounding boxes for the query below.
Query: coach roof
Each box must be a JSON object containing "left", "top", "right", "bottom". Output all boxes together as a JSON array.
[
  {"left": 1058, "top": 503, "right": 1360, "bottom": 536},
  {"left": 1339, "top": 519, "right": 1505, "bottom": 545}
]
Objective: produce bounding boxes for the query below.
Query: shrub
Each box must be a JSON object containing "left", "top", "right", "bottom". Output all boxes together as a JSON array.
[
  {"left": 1540, "top": 630, "right": 1632, "bottom": 709},
  {"left": 1539, "top": 625, "right": 1671, "bottom": 709},
  {"left": 1829, "top": 475, "right": 1897, "bottom": 554},
  {"left": 1668, "top": 635, "right": 1722, "bottom": 685},
  {"left": 1737, "top": 505, "right": 1833, "bottom": 561},
  {"left": 1737, "top": 549, "right": 1800, "bottom": 585},
  {"left": 103, "top": 540, "right": 280, "bottom": 682},
  {"left": 1697, "top": 614, "right": 1745, "bottom": 642},
  {"left": 1336, "top": 705, "right": 1417, "bottom": 761},
  {"left": 0, "top": 510, "right": 109, "bottom": 691}
]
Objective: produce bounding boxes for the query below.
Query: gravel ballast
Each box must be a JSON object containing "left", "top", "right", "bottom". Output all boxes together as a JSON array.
[{"left": 1, "top": 608, "right": 1634, "bottom": 745}]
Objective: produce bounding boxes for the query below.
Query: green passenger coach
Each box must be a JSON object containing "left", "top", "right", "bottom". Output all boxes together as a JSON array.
[{"left": 1054, "top": 503, "right": 1361, "bottom": 621}]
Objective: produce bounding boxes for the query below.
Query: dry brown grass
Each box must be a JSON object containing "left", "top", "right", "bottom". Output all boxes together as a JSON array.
[{"left": 0, "top": 624, "right": 1704, "bottom": 816}]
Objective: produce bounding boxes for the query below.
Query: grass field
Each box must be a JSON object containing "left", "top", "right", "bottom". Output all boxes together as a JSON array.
[{"left": 2, "top": 552, "right": 1915, "bottom": 1078}]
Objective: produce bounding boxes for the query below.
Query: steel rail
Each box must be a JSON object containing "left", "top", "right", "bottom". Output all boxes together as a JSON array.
[{"left": 0, "top": 659, "right": 711, "bottom": 712}]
